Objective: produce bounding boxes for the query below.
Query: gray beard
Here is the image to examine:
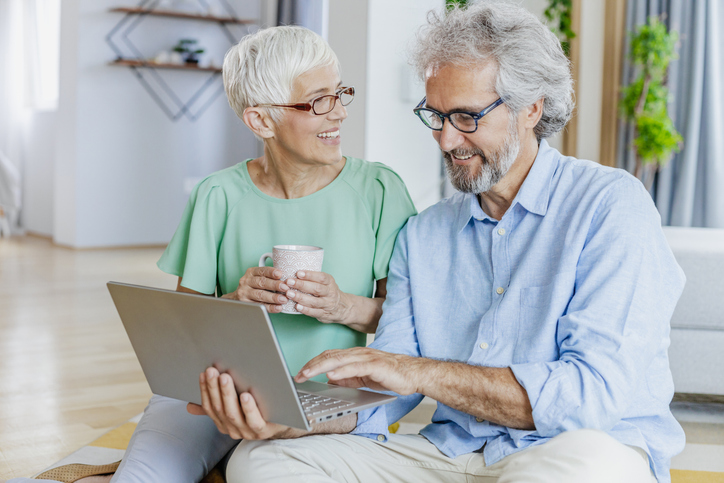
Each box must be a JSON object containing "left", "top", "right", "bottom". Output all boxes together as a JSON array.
[{"left": 443, "top": 123, "right": 520, "bottom": 194}]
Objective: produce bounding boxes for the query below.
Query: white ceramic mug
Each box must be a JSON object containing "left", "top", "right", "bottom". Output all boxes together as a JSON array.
[{"left": 258, "top": 245, "right": 324, "bottom": 314}]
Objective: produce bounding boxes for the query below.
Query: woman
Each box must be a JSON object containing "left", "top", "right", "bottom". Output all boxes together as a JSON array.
[{"left": 10, "top": 25, "right": 415, "bottom": 483}]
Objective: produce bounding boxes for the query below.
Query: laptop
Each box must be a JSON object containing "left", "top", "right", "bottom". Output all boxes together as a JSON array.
[{"left": 107, "top": 281, "right": 396, "bottom": 431}]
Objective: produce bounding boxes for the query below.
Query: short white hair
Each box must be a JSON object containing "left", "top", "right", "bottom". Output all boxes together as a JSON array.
[
  {"left": 411, "top": 1, "right": 574, "bottom": 140},
  {"left": 223, "top": 26, "right": 340, "bottom": 122}
]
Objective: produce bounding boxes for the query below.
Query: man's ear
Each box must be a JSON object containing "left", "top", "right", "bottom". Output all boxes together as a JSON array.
[
  {"left": 243, "top": 107, "right": 276, "bottom": 139},
  {"left": 523, "top": 98, "right": 545, "bottom": 130}
]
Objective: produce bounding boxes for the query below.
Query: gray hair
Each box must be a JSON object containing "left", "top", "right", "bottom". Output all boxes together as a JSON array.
[
  {"left": 411, "top": 1, "right": 574, "bottom": 140},
  {"left": 223, "top": 26, "right": 340, "bottom": 122}
]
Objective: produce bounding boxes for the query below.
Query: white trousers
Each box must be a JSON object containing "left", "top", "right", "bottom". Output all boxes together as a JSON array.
[
  {"left": 226, "top": 429, "right": 657, "bottom": 483},
  {"left": 110, "top": 395, "right": 238, "bottom": 483}
]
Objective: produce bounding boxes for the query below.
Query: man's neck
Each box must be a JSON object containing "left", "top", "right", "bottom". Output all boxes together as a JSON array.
[{"left": 478, "top": 135, "right": 539, "bottom": 221}]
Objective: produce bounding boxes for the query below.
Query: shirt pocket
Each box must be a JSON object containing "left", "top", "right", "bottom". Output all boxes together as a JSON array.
[{"left": 514, "top": 272, "right": 575, "bottom": 364}]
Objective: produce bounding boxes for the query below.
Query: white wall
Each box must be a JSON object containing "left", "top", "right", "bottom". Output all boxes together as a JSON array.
[
  {"left": 364, "top": 0, "right": 443, "bottom": 211},
  {"left": 52, "top": 0, "right": 260, "bottom": 247},
  {"left": 328, "top": 0, "right": 443, "bottom": 212}
]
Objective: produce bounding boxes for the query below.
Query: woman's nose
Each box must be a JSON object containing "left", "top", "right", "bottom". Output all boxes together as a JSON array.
[{"left": 328, "top": 99, "right": 348, "bottom": 121}]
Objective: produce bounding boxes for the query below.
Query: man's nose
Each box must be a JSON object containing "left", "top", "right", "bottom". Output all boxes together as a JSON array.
[{"left": 434, "top": 120, "right": 465, "bottom": 152}]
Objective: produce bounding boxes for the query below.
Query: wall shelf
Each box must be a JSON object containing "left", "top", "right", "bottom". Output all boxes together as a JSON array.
[
  {"left": 109, "top": 7, "right": 255, "bottom": 25},
  {"left": 111, "top": 59, "right": 222, "bottom": 73},
  {"left": 106, "top": 1, "right": 254, "bottom": 122}
]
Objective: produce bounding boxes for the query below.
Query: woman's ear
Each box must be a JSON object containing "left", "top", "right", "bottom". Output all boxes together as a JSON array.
[{"left": 243, "top": 107, "right": 276, "bottom": 139}]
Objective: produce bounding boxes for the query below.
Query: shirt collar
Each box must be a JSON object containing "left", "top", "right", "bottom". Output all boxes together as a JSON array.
[{"left": 454, "top": 139, "right": 558, "bottom": 233}]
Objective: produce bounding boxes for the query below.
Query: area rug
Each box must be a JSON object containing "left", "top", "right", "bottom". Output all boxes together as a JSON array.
[{"left": 35, "top": 415, "right": 723, "bottom": 482}]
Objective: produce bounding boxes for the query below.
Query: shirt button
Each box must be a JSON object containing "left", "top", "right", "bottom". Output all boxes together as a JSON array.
[
  {"left": 497, "top": 228, "right": 506, "bottom": 236},
  {"left": 476, "top": 417, "right": 484, "bottom": 423},
  {"left": 479, "top": 342, "right": 489, "bottom": 350},
  {"left": 496, "top": 287, "right": 505, "bottom": 295},
  {"left": 377, "top": 434, "right": 385, "bottom": 442}
]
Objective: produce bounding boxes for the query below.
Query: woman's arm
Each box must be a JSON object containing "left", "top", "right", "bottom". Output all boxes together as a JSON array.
[{"left": 286, "top": 276, "right": 387, "bottom": 334}]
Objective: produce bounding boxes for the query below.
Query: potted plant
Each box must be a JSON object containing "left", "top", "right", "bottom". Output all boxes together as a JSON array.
[
  {"left": 173, "top": 38, "right": 205, "bottom": 65},
  {"left": 620, "top": 17, "right": 683, "bottom": 190}
]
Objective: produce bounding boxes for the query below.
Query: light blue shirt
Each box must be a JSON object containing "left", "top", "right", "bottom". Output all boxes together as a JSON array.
[{"left": 353, "top": 140, "right": 685, "bottom": 482}]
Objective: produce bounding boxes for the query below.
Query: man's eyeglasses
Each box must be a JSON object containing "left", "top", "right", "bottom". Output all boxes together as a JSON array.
[
  {"left": 413, "top": 96, "right": 505, "bottom": 133},
  {"left": 256, "top": 86, "right": 355, "bottom": 115}
]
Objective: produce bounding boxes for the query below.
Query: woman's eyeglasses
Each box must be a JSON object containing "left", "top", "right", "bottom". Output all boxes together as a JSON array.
[
  {"left": 256, "top": 86, "right": 355, "bottom": 115},
  {"left": 413, "top": 96, "right": 505, "bottom": 133}
]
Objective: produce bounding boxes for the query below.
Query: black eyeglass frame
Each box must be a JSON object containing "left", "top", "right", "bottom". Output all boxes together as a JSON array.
[
  {"left": 256, "top": 86, "right": 355, "bottom": 115},
  {"left": 413, "top": 96, "right": 506, "bottom": 133}
]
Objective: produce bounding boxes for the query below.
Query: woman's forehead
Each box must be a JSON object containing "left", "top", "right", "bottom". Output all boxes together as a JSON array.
[{"left": 293, "top": 65, "right": 341, "bottom": 97}]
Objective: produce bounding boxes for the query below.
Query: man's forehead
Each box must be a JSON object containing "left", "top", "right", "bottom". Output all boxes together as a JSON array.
[{"left": 424, "top": 62, "right": 498, "bottom": 108}]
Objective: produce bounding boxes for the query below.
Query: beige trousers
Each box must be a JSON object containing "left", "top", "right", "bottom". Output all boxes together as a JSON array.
[{"left": 225, "top": 429, "right": 657, "bottom": 483}]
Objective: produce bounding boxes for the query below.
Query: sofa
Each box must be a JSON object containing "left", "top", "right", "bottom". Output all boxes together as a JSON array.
[{"left": 663, "top": 226, "right": 724, "bottom": 396}]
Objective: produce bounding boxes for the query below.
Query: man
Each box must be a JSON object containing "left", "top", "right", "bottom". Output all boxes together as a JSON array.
[{"left": 198, "top": 2, "right": 685, "bottom": 482}]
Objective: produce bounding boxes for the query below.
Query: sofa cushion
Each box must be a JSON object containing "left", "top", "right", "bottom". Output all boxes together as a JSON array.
[{"left": 662, "top": 226, "right": 724, "bottom": 331}]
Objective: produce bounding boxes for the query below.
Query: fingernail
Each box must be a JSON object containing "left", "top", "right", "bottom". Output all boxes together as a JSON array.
[
  {"left": 280, "top": 283, "right": 290, "bottom": 291},
  {"left": 273, "top": 270, "right": 281, "bottom": 278},
  {"left": 200, "top": 373, "right": 205, "bottom": 383},
  {"left": 296, "top": 304, "right": 304, "bottom": 311},
  {"left": 241, "top": 393, "right": 250, "bottom": 402},
  {"left": 220, "top": 375, "right": 228, "bottom": 386},
  {"left": 302, "top": 369, "right": 310, "bottom": 376},
  {"left": 278, "top": 295, "right": 288, "bottom": 303},
  {"left": 287, "top": 290, "right": 295, "bottom": 298},
  {"left": 287, "top": 279, "right": 295, "bottom": 286},
  {"left": 298, "top": 271, "right": 306, "bottom": 278},
  {"left": 328, "top": 371, "right": 336, "bottom": 377}
]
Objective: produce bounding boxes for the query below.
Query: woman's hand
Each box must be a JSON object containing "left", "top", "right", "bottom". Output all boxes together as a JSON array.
[
  {"left": 286, "top": 274, "right": 386, "bottom": 333},
  {"left": 187, "top": 367, "right": 302, "bottom": 440},
  {"left": 284, "top": 271, "right": 351, "bottom": 323},
  {"left": 221, "top": 267, "right": 290, "bottom": 314}
]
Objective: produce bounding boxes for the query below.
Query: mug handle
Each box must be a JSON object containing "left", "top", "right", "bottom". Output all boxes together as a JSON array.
[{"left": 258, "top": 253, "right": 273, "bottom": 268}]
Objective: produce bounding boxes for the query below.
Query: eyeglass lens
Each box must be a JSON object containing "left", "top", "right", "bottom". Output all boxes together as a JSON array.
[
  {"left": 419, "top": 110, "right": 477, "bottom": 132},
  {"left": 312, "top": 88, "right": 354, "bottom": 115}
]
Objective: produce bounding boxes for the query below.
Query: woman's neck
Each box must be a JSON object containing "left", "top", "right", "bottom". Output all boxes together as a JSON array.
[{"left": 247, "top": 148, "right": 346, "bottom": 199}]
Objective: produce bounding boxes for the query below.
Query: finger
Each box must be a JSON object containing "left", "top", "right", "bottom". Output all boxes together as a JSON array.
[
  {"left": 187, "top": 402, "right": 206, "bottom": 416},
  {"left": 293, "top": 304, "right": 328, "bottom": 320},
  {"left": 295, "top": 348, "right": 367, "bottom": 381},
  {"left": 286, "top": 278, "right": 327, "bottom": 297},
  {"left": 199, "top": 370, "right": 225, "bottom": 432},
  {"left": 239, "top": 392, "right": 267, "bottom": 437},
  {"left": 286, "top": 290, "right": 324, "bottom": 308},
  {"left": 251, "top": 274, "right": 289, "bottom": 294},
  {"left": 295, "top": 270, "right": 331, "bottom": 284},
  {"left": 252, "top": 266, "right": 283, "bottom": 280},
  {"left": 249, "top": 285, "right": 289, "bottom": 306},
  {"left": 219, "top": 373, "right": 246, "bottom": 440},
  {"left": 205, "top": 368, "right": 229, "bottom": 431}
]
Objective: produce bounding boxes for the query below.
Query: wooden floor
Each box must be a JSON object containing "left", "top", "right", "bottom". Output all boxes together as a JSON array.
[{"left": 0, "top": 236, "right": 174, "bottom": 479}]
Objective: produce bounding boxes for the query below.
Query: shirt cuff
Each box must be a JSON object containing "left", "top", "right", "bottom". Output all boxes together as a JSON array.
[
  {"left": 351, "top": 405, "right": 390, "bottom": 442},
  {"left": 511, "top": 360, "right": 577, "bottom": 437}
]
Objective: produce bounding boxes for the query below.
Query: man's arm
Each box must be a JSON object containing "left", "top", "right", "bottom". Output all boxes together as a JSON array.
[{"left": 295, "top": 348, "right": 534, "bottom": 430}]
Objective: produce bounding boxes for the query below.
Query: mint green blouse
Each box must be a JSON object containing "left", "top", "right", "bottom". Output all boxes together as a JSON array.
[{"left": 157, "top": 157, "right": 417, "bottom": 378}]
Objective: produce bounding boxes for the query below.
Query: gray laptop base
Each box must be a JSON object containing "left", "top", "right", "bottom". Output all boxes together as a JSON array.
[{"left": 107, "top": 282, "right": 395, "bottom": 431}]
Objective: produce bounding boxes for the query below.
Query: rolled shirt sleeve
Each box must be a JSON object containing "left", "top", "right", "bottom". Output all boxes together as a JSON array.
[{"left": 511, "top": 178, "right": 685, "bottom": 437}]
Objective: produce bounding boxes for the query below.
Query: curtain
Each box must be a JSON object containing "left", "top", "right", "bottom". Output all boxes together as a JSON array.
[
  {"left": 618, "top": 0, "right": 724, "bottom": 228},
  {"left": 276, "top": 0, "right": 327, "bottom": 38},
  {"left": 0, "top": 0, "right": 24, "bottom": 234}
]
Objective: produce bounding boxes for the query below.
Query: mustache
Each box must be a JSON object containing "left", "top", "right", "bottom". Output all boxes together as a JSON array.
[{"left": 442, "top": 147, "right": 486, "bottom": 162}]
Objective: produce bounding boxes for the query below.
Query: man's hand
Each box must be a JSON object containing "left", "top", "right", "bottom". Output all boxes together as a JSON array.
[
  {"left": 295, "top": 347, "right": 422, "bottom": 395},
  {"left": 187, "top": 367, "right": 300, "bottom": 440}
]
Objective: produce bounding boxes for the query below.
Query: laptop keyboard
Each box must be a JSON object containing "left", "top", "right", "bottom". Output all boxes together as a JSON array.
[{"left": 298, "top": 391, "right": 355, "bottom": 417}]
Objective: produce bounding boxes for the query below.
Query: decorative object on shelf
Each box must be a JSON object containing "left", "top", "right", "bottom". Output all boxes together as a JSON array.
[
  {"left": 172, "top": 38, "right": 205, "bottom": 65},
  {"left": 619, "top": 16, "right": 683, "bottom": 190},
  {"left": 106, "top": 0, "right": 255, "bottom": 122}
]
